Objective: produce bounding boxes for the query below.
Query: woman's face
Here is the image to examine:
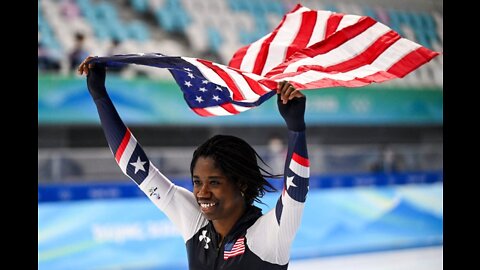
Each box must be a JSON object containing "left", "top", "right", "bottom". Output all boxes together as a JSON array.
[{"left": 192, "top": 156, "right": 245, "bottom": 222}]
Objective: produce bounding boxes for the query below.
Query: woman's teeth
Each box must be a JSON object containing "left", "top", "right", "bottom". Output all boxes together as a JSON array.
[{"left": 200, "top": 203, "right": 216, "bottom": 208}]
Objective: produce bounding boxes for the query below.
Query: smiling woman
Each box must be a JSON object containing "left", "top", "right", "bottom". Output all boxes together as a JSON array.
[
  {"left": 191, "top": 136, "right": 278, "bottom": 239},
  {"left": 78, "top": 56, "right": 310, "bottom": 270}
]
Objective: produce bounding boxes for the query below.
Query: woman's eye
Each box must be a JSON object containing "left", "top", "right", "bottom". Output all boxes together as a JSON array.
[
  {"left": 210, "top": 180, "right": 219, "bottom": 185},
  {"left": 193, "top": 180, "right": 201, "bottom": 186}
]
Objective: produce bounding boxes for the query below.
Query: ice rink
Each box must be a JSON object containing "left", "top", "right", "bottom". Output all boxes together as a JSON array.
[{"left": 290, "top": 246, "right": 442, "bottom": 270}]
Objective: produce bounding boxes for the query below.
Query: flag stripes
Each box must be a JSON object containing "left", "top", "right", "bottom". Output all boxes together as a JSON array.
[
  {"left": 224, "top": 237, "right": 246, "bottom": 260},
  {"left": 88, "top": 3, "right": 439, "bottom": 117}
]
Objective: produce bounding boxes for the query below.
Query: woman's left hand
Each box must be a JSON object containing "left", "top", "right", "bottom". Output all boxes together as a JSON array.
[{"left": 277, "top": 81, "right": 304, "bottom": 104}]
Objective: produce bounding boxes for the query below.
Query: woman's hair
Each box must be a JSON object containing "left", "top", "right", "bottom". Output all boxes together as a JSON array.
[{"left": 190, "top": 134, "right": 279, "bottom": 205}]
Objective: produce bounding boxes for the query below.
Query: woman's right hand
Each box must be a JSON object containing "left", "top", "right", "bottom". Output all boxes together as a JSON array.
[{"left": 77, "top": 55, "right": 96, "bottom": 76}]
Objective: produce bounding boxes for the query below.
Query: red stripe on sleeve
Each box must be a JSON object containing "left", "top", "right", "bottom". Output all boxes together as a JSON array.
[
  {"left": 115, "top": 129, "right": 131, "bottom": 163},
  {"left": 292, "top": 152, "right": 310, "bottom": 167}
]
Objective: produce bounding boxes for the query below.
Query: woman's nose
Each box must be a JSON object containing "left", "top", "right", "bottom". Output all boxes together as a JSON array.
[{"left": 197, "top": 184, "right": 211, "bottom": 197}]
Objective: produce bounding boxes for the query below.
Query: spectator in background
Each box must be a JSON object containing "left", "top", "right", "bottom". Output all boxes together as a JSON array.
[
  {"left": 369, "top": 145, "right": 404, "bottom": 173},
  {"left": 69, "top": 32, "right": 90, "bottom": 73},
  {"left": 38, "top": 40, "right": 61, "bottom": 72},
  {"left": 105, "top": 39, "right": 125, "bottom": 73},
  {"left": 60, "top": 0, "right": 80, "bottom": 20},
  {"left": 265, "top": 133, "right": 287, "bottom": 175}
]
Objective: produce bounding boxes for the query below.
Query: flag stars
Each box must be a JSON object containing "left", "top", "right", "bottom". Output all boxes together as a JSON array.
[
  {"left": 195, "top": 96, "right": 204, "bottom": 103},
  {"left": 199, "top": 87, "right": 208, "bottom": 92},
  {"left": 184, "top": 81, "right": 192, "bottom": 87},
  {"left": 286, "top": 176, "right": 297, "bottom": 190},
  {"left": 187, "top": 72, "right": 195, "bottom": 78},
  {"left": 183, "top": 68, "right": 192, "bottom": 72},
  {"left": 212, "top": 95, "right": 221, "bottom": 101},
  {"left": 215, "top": 86, "right": 223, "bottom": 91},
  {"left": 130, "top": 156, "right": 146, "bottom": 174},
  {"left": 202, "top": 80, "right": 209, "bottom": 84}
]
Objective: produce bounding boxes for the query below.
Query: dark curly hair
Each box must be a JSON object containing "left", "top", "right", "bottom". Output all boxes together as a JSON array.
[{"left": 190, "top": 134, "right": 279, "bottom": 205}]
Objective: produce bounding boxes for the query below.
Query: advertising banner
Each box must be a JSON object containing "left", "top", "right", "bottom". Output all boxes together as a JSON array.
[{"left": 38, "top": 75, "right": 443, "bottom": 125}]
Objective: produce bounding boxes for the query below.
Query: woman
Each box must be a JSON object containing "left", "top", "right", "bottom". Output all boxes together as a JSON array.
[{"left": 78, "top": 56, "right": 309, "bottom": 270}]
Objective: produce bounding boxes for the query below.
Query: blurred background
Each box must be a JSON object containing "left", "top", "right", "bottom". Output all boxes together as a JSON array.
[{"left": 38, "top": 0, "right": 443, "bottom": 269}]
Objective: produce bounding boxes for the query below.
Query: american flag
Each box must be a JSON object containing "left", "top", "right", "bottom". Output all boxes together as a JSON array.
[
  {"left": 89, "top": 3, "right": 440, "bottom": 117},
  {"left": 223, "top": 237, "right": 245, "bottom": 260},
  {"left": 229, "top": 3, "right": 440, "bottom": 89},
  {"left": 89, "top": 53, "right": 278, "bottom": 117}
]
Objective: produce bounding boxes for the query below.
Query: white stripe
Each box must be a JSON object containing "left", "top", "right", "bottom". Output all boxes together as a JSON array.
[
  {"left": 185, "top": 58, "right": 264, "bottom": 102},
  {"left": 232, "top": 104, "right": 252, "bottom": 112},
  {"left": 229, "top": 246, "right": 245, "bottom": 252},
  {"left": 283, "top": 22, "right": 391, "bottom": 73},
  {"left": 237, "top": 6, "right": 310, "bottom": 73},
  {"left": 283, "top": 66, "right": 375, "bottom": 83},
  {"left": 202, "top": 103, "right": 256, "bottom": 117},
  {"left": 203, "top": 106, "right": 235, "bottom": 116},
  {"left": 261, "top": 11, "right": 303, "bottom": 76},
  {"left": 225, "top": 250, "right": 244, "bottom": 256},
  {"left": 220, "top": 67, "right": 261, "bottom": 101},
  {"left": 293, "top": 6, "right": 311, "bottom": 14},
  {"left": 240, "top": 35, "right": 269, "bottom": 72},
  {"left": 289, "top": 159, "right": 310, "bottom": 178},
  {"left": 306, "top": 10, "right": 333, "bottom": 47},
  {"left": 118, "top": 134, "right": 137, "bottom": 174},
  {"left": 280, "top": 38, "right": 421, "bottom": 84},
  {"left": 183, "top": 57, "right": 228, "bottom": 88},
  {"left": 138, "top": 161, "right": 158, "bottom": 188},
  {"left": 370, "top": 38, "right": 422, "bottom": 70},
  {"left": 336, "top": 14, "right": 362, "bottom": 32}
]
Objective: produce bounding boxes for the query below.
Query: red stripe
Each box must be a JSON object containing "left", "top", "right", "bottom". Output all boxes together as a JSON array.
[
  {"left": 223, "top": 237, "right": 245, "bottom": 259},
  {"left": 228, "top": 245, "right": 244, "bottom": 251},
  {"left": 302, "top": 77, "right": 372, "bottom": 88},
  {"left": 285, "top": 11, "right": 317, "bottom": 59},
  {"left": 301, "top": 70, "right": 397, "bottom": 89},
  {"left": 292, "top": 152, "right": 309, "bottom": 167},
  {"left": 238, "top": 71, "right": 272, "bottom": 95},
  {"left": 294, "top": 16, "right": 376, "bottom": 59},
  {"left": 258, "top": 78, "right": 279, "bottom": 90},
  {"left": 321, "top": 30, "right": 401, "bottom": 73},
  {"left": 225, "top": 249, "right": 245, "bottom": 255},
  {"left": 267, "top": 30, "right": 417, "bottom": 89},
  {"left": 228, "top": 44, "right": 250, "bottom": 69},
  {"left": 387, "top": 46, "right": 439, "bottom": 78},
  {"left": 115, "top": 130, "right": 131, "bottom": 163},
  {"left": 192, "top": 107, "right": 215, "bottom": 117},
  {"left": 196, "top": 59, "right": 245, "bottom": 101},
  {"left": 220, "top": 103, "right": 241, "bottom": 114},
  {"left": 276, "top": 30, "right": 400, "bottom": 77},
  {"left": 251, "top": 15, "right": 288, "bottom": 75},
  {"left": 325, "top": 13, "right": 343, "bottom": 38},
  {"left": 265, "top": 16, "right": 376, "bottom": 78},
  {"left": 227, "top": 4, "right": 303, "bottom": 70}
]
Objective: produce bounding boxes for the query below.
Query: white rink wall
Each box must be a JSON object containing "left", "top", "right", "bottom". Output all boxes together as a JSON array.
[{"left": 290, "top": 246, "right": 443, "bottom": 270}]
